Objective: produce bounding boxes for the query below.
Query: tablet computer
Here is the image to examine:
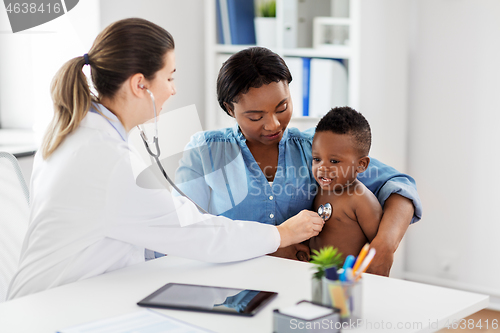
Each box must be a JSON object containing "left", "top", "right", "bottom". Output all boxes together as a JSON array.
[{"left": 137, "top": 283, "right": 278, "bottom": 317}]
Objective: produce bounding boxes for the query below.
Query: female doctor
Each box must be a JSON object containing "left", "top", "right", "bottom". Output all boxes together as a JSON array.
[{"left": 6, "top": 18, "right": 324, "bottom": 300}]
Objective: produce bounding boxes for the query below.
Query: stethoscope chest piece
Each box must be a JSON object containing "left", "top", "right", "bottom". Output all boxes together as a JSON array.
[{"left": 318, "top": 203, "right": 332, "bottom": 221}]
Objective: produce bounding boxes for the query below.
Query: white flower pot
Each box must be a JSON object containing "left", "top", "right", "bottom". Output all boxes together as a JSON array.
[{"left": 254, "top": 17, "right": 276, "bottom": 48}]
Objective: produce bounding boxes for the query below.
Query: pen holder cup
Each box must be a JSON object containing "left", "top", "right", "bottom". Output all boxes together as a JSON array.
[{"left": 321, "top": 277, "right": 362, "bottom": 324}]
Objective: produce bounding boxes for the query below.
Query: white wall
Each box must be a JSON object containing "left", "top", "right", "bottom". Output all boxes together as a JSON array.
[
  {"left": 358, "top": 0, "right": 410, "bottom": 174},
  {"left": 0, "top": 0, "right": 100, "bottom": 140},
  {"left": 99, "top": 0, "right": 206, "bottom": 126},
  {"left": 405, "top": 0, "right": 500, "bottom": 307},
  {"left": 0, "top": 0, "right": 205, "bottom": 132}
]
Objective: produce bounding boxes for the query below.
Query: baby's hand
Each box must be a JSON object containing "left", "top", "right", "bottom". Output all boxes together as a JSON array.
[{"left": 268, "top": 242, "right": 311, "bottom": 261}]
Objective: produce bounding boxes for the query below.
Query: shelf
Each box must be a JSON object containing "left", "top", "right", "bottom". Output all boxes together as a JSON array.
[
  {"left": 214, "top": 44, "right": 255, "bottom": 54},
  {"left": 215, "top": 45, "right": 351, "bottom": 59},
  {"left": 207, "top": 0, "right": 357, "bottom": 130},
  {"left": 289, "top": 116, "right": 321, "bottom": 131},
  {"left": 314, "top": 17, "right": 351, "bottom": 26},
  {"left": 281, "top": 46, "right": 351, "bottom": 59},
  {"left": 291, "top": 116, "right": 321, "bottom": 121}
]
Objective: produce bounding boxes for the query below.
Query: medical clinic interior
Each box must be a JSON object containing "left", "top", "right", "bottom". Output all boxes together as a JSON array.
[{"left": 1, "top": 1, "right": 500, "bottom": 332}]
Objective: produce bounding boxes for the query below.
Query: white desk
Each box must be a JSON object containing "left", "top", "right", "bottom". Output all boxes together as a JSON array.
[{"left": 0, "top": 255, "right": 488, "bottom": 333}]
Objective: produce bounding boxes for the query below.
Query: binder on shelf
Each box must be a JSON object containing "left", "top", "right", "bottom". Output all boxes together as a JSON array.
[
  {"left": 284, "top": 57, "right": 303, "bottom": 117},
  {"left": 217, "top": 0, "right": 232, "bottom": 45},
  {"left": 282, "top": 0, "right": 298, "bottom": 48},
  {"left": 302, "top": 58, "right": 311, "bottom": 116},
  {"left": 216, "top": 0, "right": 224, "bottom": 44},
  {"left": 308, "top": 58, "right": 348, "bottom": 118},
  {"left": 226, "top": 0, "right": 256, "bottom": 45},
  {"left": 282, "top": 0, "right": 332, "bottom": 48}
]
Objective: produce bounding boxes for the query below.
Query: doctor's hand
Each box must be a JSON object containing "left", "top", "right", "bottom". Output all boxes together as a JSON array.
[{"left": 276, "top": 210, "right": 324, "bottom": 248}]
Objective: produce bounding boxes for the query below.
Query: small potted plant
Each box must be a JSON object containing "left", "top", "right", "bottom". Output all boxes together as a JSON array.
[
  {"left": 254, "top": 0, "right": 276, "bottom": 48},
  {"left": 310, "top": 246, "right": 344, "bottom": 304}
]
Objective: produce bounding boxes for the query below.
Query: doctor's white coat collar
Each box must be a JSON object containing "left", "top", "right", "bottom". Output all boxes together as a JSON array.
[{"left": 88, "top": 103, "right": 128, "bottom": 142}]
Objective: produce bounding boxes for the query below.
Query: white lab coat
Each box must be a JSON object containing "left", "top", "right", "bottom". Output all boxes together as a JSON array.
[{"left": 7, "top": 105, "right": 280, "bottom": 300}]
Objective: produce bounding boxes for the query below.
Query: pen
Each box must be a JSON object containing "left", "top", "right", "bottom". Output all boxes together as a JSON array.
[
  {"left": 328, "top": 282, "right": 350, "bottom": 318},
  {"left": 339, "top": 255, "right": 355, "bottom": 282},
  {"left": 345, "top": 268, "right": 353, "bottom": 282},
  {"left": 325, "top": 266, "right": 339, "bottom": 281},
  {"left": 352, "top": 243, "right": 370, "bottom": 275},
  {"left": 354, "top": 248, "right": 376, "bottom": 281}
]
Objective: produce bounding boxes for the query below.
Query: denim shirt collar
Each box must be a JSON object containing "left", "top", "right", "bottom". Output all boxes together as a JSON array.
[
  {"left": 232, "top": 123, "right": 289, "bottom": 146},
  {"left": 90, "top": 103, "right": 128, "bottom": 142}
]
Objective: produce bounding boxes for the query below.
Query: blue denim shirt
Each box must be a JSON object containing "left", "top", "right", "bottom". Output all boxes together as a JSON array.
[{"left": 174, "top": 125, "right": 422, "bottom": 225}]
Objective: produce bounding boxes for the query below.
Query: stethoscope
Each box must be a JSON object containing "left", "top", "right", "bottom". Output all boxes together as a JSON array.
[
  {"left": 136, "top": 85, "right": 332, "bottom": 221},
  {"left": 136, "top": 85, "right": 209, "bottom": 214},
  {"left": 317, "top": 203, "right": 332, "bottom": 221}
]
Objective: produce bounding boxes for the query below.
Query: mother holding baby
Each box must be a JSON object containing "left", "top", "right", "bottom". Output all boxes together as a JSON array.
[{"left": 174, "top": 47, "right": 422, "bottom": 276}]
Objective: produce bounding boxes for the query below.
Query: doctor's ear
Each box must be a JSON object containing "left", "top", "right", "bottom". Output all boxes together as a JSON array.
[
  {"left": 129, "top": 73, "right": 147, "bottom": 97},
  {"left": 356, "top": 156, "right": 370, "bottom": 174}
]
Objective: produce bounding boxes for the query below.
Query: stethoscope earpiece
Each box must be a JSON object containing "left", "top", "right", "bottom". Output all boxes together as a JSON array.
[
  {"left": 318, "top": 203, "right": 332, "bottom": 221},
  {"left": 136, "top": 85, "right": 158, "bottom": 145}
]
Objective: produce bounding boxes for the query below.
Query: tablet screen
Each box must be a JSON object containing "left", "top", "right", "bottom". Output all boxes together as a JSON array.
[{"left": 138, "top": 283, "right": 278, "bottom": 316}]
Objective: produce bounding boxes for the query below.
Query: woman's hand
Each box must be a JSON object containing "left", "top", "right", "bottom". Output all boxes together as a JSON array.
[
  {"left": 276, "top": 210, "right": 324, "bottom": 248},
  {"left": 365, "top": 237, "right": 394, "bottom": 276},
  {"left": 366, "top": 194, "right": 414, "bottom": 276},
  {"left": 269, "top": 243, "right": 311, "bottom": 261}
]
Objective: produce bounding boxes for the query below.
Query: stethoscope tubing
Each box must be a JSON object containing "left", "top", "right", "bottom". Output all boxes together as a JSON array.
[
  {"left": 137, "top": 87, "right": 328, "bottom": 220},
  {"left": 137, "top": 88, "right": 209, "bottom": 215},
  {"left": 141, "top": 136, "right": 210, "bottom": 214}
]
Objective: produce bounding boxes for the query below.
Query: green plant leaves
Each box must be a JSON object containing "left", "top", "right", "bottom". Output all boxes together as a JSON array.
[
  {"left": 258, "top": 0, "right": 276, "bottom": 18},
  {"left": 310, "top": 246, "right": 344, "bottom": 280}
]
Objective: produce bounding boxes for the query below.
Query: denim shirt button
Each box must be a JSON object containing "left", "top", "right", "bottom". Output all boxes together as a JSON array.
[
  {"left": 270, "top": 213, "right": 274, "bottom": 219},
  {"left": 269, "top": 196, "right": 273, "bottom": 200}
]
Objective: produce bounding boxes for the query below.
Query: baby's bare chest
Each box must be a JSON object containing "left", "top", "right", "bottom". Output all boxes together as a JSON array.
[{"left": 313, "top": 192, "right": 357, "bottom": 222}]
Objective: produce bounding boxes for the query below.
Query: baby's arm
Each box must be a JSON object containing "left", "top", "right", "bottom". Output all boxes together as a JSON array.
[{"left": 354, "top": 189, "right": 383, "bottom": 242}]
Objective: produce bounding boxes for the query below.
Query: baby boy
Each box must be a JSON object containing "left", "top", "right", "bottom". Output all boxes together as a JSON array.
[{"left": 308, "top": 107, "right": 382, "bottom": 257}]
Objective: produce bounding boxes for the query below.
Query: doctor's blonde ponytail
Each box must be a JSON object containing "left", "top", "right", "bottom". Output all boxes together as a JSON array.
[
  {"left": 41, "top": 57, "right": 92, "bottom": 159},
  {"left": 41, "top": 18, "right": 175, "bottom": 159}
]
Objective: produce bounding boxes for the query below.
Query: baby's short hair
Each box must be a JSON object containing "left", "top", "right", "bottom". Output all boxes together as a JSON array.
[{"left": 316, "top": 106, "right": 371, "bottom": 156}]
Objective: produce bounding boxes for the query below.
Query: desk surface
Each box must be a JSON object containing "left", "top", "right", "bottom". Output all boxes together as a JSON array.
[{"left": 0, "top": 255, "right": 488, "bottom": 333}]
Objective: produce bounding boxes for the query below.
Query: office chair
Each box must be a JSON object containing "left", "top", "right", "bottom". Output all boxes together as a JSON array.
[{"left": 0, "top": 152, "right": 30, "bottom": 302}]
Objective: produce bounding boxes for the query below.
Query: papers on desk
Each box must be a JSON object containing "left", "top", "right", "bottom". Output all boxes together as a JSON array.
[{"left": 58, "top": 309, "right": 214, "bottom": 333}]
